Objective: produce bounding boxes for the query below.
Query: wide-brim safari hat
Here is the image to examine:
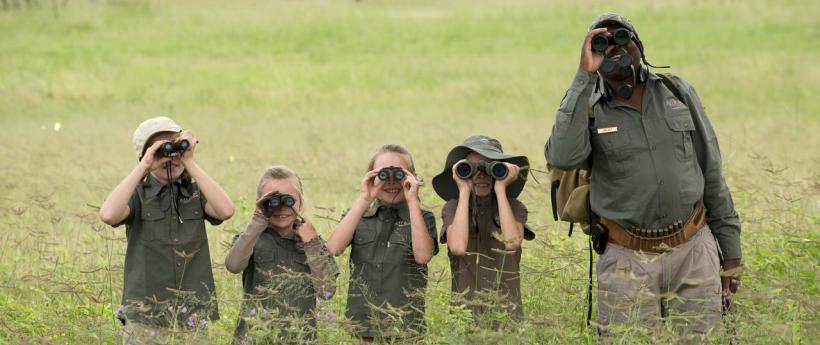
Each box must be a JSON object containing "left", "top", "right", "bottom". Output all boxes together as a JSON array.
[
  {"left": 132, "top": 116, "right": 182, "bottom": 160},
  {"left": 432, "top": 135, "right": 530, "bottom": 201}
]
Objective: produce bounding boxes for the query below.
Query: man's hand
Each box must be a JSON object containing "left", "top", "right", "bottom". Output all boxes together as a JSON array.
[
  {"left": 721, "top": 258, "right": 743, "bottom": 294},
  {"left": 580, "top": 28, "right": 609, "bottom": 74}
]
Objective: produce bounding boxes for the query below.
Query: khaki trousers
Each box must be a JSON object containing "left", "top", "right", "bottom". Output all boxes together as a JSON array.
[{"left": 596, "top": 226, "right": 722, "bottom": 336}]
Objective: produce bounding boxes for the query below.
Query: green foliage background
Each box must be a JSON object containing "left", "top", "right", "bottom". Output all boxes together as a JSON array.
[{"left": 0, "top": 0, "right": 817, "bottom": 343}]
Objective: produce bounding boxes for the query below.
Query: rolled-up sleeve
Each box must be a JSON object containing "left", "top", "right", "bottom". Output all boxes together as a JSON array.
[
  {"left": 546, "top": 69, "right": 597, "bottom": 170},
  {"left": 680, "top": 78, "right": 742, "bottom": 260}
]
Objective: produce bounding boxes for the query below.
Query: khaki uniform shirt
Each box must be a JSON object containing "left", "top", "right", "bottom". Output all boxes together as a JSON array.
[
  {"left": 233, "top": 230, "right": 338, "bottom": 343},
  {"left": 440, "top": 197, "right": 529, "bottom": 320},
  {"left": 117, "top": 175, "right": 222, "bottom": 325},
  {"left": 546, "top": 70, "right": 741, "bottom": 259},
  {"left": 344, "top": 201, "right": 438, "bottom": 338}
]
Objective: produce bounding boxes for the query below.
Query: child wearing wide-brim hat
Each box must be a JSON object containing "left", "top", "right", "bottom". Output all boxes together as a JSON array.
[{"left": 432, "top": 135, "right": 534, "bottom": 324}]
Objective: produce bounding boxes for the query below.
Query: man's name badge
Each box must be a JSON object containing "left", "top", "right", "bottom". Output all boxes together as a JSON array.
[{"left": 597, "top": 127, "right": 618, "bottom": 134}]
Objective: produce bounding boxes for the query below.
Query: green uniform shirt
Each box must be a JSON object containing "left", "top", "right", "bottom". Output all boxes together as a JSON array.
[
  {"left": 440, "top": 197, "right": 529, "bottom": 320},
  {"left": 344, "top": 201, "right": 438, "bottom": 338},
  {"left": 546, "top": 70, "right": 741, "bottom": 259},
  {"left": 117, "top": 174, "right": 222, "bottom": 325},
  {"left": 234, "top": 231, "right": 339, "bottom": 343}
]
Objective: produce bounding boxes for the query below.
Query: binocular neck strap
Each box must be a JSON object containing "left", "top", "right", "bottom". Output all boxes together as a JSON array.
[{"left": 167, "top": 163, "right": 183, "bottom": 224}]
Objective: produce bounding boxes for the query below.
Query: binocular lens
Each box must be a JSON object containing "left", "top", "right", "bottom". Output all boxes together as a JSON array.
[
  {"left": 283, "top": 196, "right": 295, "bottom": 207},
  {"left": 591, "top": 35, "right": 609, "bottom": 52},
  {"left": 269, "top": 198, "right": 280, "bottom": 209},
  {"left": 394, "top": 170, "right": 405, "bottom": 181},
  {"left": 591, "top": 28, "right": 632, "bottom": 53},
  {"left": 378, "top": 170, "right": 390, "bottom": 181},
  {"left": 178, "top": 139, "right": 190, "bottom": 151},
  {"left": 490, "top": 163, "right": 508, "bottom": 180},
  {"left": 161, "top": 142, "right": 175, "bottom": 154},
  {"left": 612, "top": 28, "right": 631, "bottom": 46},
  {"left": 455, "top": 162, "right": 474, "bottom": 179}
]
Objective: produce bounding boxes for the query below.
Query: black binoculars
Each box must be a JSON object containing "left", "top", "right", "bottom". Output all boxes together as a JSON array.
[
  {"left": 265, "top": 193, "right": 297, "bottom": 210},
  {"left": 599, "top": 53, "right": 633, "bottom": 79},
  {"left": 377, "top": 166, "right": 406, "bottom": 182},
  {"left": 455, "top": 160, "right": 508, "bottom": 180},
  {"left": 157, "top": 139, "right": 190, "bottom": 157},
  {"left": 591, "top": 28, "right": 632, "bottom": 52}
]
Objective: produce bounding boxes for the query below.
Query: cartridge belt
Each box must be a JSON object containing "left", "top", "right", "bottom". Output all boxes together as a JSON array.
[{"left": 602, "top": 200, "right": 706, "bottom": 253}]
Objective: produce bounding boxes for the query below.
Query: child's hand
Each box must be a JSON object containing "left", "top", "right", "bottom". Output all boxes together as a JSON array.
[
  {"left": 494, "top": 163, "right": 520, "bottom": 191},
  {"left": 178, "top": 130, "right": 198, "bottom": 163},
  {"left": 140, "top": 140, "right": 172, "bottom": 173},
  {"left": 360, "top": 169, "right": 385, "bottom": 203},
  {"left": 255, "top": 190, "right": 277, "bottom": 218},
  {"left": 451, "top": 159, "right": 473, "bottom": 194},
  {"left": 296, "top": 218, "right": 318, "bottom": 243},
  {"left": 402, "top": 169, "right": 422, "bottom": 201}
]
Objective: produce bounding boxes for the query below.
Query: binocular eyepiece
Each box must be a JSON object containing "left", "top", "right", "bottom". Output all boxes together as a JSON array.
[
  {"left": 265, "top": 192, "right": 297, "bottom": 210},
  {"left": 591, "top": 27, "right": 632, "bottom": 53},
  {"left": 377, "top": 166, "right": 406, "bottom": 182},
  {"left": 157, "top": 139, "right": 190, "bottom": 157},
  {"left": 455, "top": 160, "right": 508, "bottom": 180}
]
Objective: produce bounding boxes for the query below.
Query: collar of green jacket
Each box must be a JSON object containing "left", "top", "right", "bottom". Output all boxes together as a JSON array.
[
  {"left": 144, "top": 174, "right": 194, "bottom": 198},
  {"left": 361, "top": 199, "right": 411, "bottom": 222}
]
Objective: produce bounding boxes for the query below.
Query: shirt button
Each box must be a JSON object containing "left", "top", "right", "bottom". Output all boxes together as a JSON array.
[
  {"left": 658, "top": 180, "right": 664, "bottom": 185},
  {"left": 176, "top": 262, "right": 181, "bottom": 267},
  {"left": 651, "top": 145, "right": 657, "bottom": 151}
]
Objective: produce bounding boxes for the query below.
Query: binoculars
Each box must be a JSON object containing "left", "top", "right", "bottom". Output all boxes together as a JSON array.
[
  {"left": 157, "top": 139, "right": 190, "bottom": 157},
  {"left": 455, "top": 160, "right": 508, "bottom": 180},
  {"left": 591, "top": 28, "right": 632, "bottom": 52},
  {"left": 265, "top": 193, "right": 297, "bottom": 210},
  {"left": 599, "top": 53, "right": 633, "bottom": 79},
  {"left": 377, "top": 166, "right": 406, "bottom": 182}
]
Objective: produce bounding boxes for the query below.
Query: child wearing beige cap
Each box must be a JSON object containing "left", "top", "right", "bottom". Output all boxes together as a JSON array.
[{"left": 99, "top": 116, "right": 235, "bottom": 343}]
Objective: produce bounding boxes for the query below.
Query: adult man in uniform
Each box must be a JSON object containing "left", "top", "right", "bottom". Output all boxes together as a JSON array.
[{"left": 545, "top": 13, "right": 742, "bottom": 337}]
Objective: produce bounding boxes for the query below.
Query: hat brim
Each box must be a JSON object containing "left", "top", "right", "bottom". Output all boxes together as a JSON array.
[{"left": 432, "top": 145, "right": 530, "bottom": 202}]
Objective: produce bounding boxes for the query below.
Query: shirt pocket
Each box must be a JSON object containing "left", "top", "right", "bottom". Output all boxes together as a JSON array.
[
  {"left": 591, "top": 129, "right": 633, "bottom": 179},
  {"left": 177, "top": 196, "right": 206, "bottom": 243},
  {"left": 139, "top": 199, "right": 167, "bottom": 242},
  {"left": 664, "top": 109, "right": 696, "bottom": 163},
  {"left": 352, "top": 225, "right": 378, "bottom": 249},
  {"left": 386, "top": 225, "right": 413, "bottom": 264}
]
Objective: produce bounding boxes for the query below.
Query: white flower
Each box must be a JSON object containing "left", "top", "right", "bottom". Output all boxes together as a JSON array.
[{"left": 53, "top": 122, "right": 62, "bottom": 132}]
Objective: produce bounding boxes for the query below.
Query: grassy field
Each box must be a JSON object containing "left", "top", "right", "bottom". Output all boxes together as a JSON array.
[{"left": 0, "top": 0, "right": 818, "bottom": 343}]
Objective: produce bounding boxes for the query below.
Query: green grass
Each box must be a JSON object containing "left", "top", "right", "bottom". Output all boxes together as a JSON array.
[{"left": 0, "top": 0, "right": 818, "bottom": 343}]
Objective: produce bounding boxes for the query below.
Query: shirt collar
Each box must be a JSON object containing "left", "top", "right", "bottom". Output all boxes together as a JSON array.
[
  {"left": 362, "top": 200, "right": 411, "bottom": 222},
  {"left": 144, "top": 174, "right": 193, "bottom": 198}
]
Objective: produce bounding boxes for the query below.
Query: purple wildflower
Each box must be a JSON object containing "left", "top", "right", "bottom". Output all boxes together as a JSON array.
[
  {"left": 249, "top": 308, "right": 256, "bottom": 317},
  {"left": 187, "top": 315, "right": 196, "bottom": 328},
  {"left": 261, "top": 308, "right": 269, "bottom": 317},
  {"left": 168, "top": 306, "right": 174, "bottom": 313},
  {"left": 181, "top": 306, "right": 188, "bottom": 314},
  {"left": 115, "top": 305, "right": 124, "bottom": 318},
  {"left": 240, "top": 340, "right": 248, "bottom": 345},
  {"left": 150, "top": 330, "right": 157, "bottom": 337},
  {"left": 324, "top": 290, "right": 332, "bottom": 299},
  {"left": 199, "top": 319, "right": 207, "bottom": 330}
]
